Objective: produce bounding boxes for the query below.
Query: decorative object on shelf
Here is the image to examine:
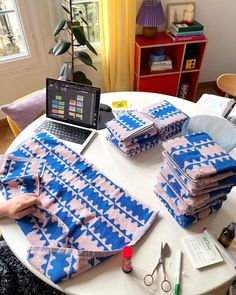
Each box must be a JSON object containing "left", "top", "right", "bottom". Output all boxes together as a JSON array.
[
  {"left": 178, "top": 81, "right": 189, "bottom": 99},
  {"left": 166, "top": 2, "right": 195, "bottom": 29},
  {"left": 183, "top": 4, "right": 195, "bottom": 24},
  {"left": 149, "top": 47, "right": 165, "bottom": 62},
  {"left": 184, "top": 44, "right": 199, "bottom": 69},
  {"left": 48, "top": 0, "right": 97, "bottom": 85},
  {"left": 136, "top": 0, "right": 165, "bottom": 39}
]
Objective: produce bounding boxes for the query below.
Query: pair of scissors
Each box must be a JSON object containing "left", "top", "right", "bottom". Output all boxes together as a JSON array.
[{"left": 144, "top": 242, "right": 172, "bottom": 292}]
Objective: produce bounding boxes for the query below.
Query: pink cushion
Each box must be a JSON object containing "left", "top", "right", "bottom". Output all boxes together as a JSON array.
[
  {"left": 1, "top": 89, "right": 46, "bottom": 131},
  {"left": 0, "top": 77, "right": 65, "bottom": 131}
]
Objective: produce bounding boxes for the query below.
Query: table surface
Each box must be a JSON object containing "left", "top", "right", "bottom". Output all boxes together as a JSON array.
[{"left": 1, "top": 91, "right": 236, "bottom": 295}]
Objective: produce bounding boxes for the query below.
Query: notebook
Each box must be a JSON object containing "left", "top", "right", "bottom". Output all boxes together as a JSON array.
[{"left": 35, "top": 78, "right": 101, "bottom": 153}]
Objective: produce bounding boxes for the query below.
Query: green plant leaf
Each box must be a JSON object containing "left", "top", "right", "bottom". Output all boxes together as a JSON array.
[
  {"left": 73, "top": 71, "right": 92, "bottom": 85},
  {"left": 53, "top": 18, "right": 66, "bottom": 36},
  {"left": 75, "top": 50, "right": 97, "bottom": 70},
  {"left": 78, "top": 11, "right": 88, "bottom": 26},
  {"left": 61, "top": 3, "right": 70, "bottom": 14},
  {"left": 60, "top": 62, "right": 72, "bottom": 80},
  {"left": 67, "top": 20, "right": 81, "bottom": 31},
  {"left": 85, "top": 40, "right": 98, "bottom": 56},
  {"left": 72, "top": 26, "right": 87, "bottom": 45},
  {"left": 52, "top": 39, "right": 71, "bottom": 55}
]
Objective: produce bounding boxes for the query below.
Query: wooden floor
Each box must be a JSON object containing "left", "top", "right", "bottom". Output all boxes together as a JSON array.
[
  {"left": 0, "top": 120, "right": 15, "bottom": 154},
  {"left": 0, "top": 82, "right": 221, "bottom": 155}
]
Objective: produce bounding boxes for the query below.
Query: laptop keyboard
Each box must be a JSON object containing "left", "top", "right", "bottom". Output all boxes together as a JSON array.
[{"left": 35, "top": 120, "right": 92, "bottom": 144}]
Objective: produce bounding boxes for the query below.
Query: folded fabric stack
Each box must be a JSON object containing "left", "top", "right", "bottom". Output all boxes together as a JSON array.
[
  {"left": 155, "top": 132, "right": 236, "bottom": 228},
  {"left": 106, "top": 100, "right": 189, "bottom": 156},
  {"left": 140, "top": 100, "right": 189, "bottom": 141},
  {"left": 106, "top": 111, "right": 158, "bottom": 156}
]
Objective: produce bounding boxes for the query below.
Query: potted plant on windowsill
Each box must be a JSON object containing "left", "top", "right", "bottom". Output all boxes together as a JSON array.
[{"left": 48, "top": 0, "right": 98, "bottom": 85}]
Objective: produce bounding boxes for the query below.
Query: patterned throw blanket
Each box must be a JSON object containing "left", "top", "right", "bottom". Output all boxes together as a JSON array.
[
  {"left": 140, "top": 100, "right": 189, "bottom": 140},
  {"left": 0, "top": 132, "right": 158, "bottom": 283},
  {"left": 155, "top": 132, "right": 236, "bottom": 228},
  {"left": 106, "top": 100, "right": 189, "bottom": 156}
]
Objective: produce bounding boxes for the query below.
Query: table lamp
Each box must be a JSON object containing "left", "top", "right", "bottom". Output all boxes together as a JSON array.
[{"left": 136, "top": 0, "right": 165, "bottom": 39}]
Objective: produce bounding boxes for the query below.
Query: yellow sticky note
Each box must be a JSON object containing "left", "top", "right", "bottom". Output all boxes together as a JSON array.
[{"left": 112, "top": 100, "right": 128, "bottom": 109}]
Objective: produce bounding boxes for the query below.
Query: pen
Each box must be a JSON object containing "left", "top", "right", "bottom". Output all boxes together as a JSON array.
[
  {"left": 203, "top": 228, "right": 236, "bottom": 269},
  {"left": 174, "top": 250, "right": 182, "bottom": 295}
]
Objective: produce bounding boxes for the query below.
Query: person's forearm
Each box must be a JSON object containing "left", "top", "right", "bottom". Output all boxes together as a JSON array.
[{"left": 0, "top": 202, "right": 8, "bottom": 219}]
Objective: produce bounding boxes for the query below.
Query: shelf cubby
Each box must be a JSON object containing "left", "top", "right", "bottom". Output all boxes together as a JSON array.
[{"left": 134, "top": 32, "right": 207, "bottom": 101}]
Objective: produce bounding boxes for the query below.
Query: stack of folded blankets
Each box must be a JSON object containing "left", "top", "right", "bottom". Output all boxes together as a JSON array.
[
  {"left": 106, "top": 100, "right": 189, "bottom": 156},
  {"left": 155, "top": 132, "right": 236, "bottom": 228}
]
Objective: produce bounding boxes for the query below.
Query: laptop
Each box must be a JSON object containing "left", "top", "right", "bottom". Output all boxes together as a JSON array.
[{"left": 35, "top": 78, "right": 101, "bottom": 153}]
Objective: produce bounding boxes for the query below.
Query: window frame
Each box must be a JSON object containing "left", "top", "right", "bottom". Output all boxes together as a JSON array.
[
  {"left": 0, "top": 2, "right": 29, "bottom": 63},
  {"left": 0, "top": 0, "right": 101, "bottom": 79},
  {"left": 72, "top": 0, "right": 101, "bottom": 65},
  {"left": 0, "top": 0, "right": 60, "bottom": 79}
]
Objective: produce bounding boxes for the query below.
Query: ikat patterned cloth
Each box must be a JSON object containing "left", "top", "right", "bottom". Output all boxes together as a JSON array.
[
  {"left": 163, "top": 132, "right": 236, "bottom": 180},
  {"left": 0, "top": 132, "right": 158, "bottom": 283},
  {"left": 106, "top": 111, "right": 156, "bottom": 142},
  {"left": 158, "top": 172, "right": 230, "bottom": 215},
  {"left": 106, "top": 100, "right": 188, "bottom": 156},
  {"left": 141, "top": 100, "right": 189, "bottom": 140},
  {"left": 154, "top": 181, "right": 225, "bottom": 228},
  {"left": 106, "top": 130, "right": 159, "bottom": 157},
  {"left": 164, "top": 157, "right": 236, "bottom": 195},
  {"left": 155, "top": 132, "right": 236, "bottom": 227}
]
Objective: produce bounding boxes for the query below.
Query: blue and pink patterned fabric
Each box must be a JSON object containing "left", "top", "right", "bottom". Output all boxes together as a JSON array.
[
  {"left": 155, "top": 132, "right": 236, "bottom": 228},
  {"left": 0, "top": 132, "right": 158, "bottom": 283},
  {"left": 141, "top": 100, "right": 189, "bottom": 141},
  {"left": 106, "top": 100, "right": 189, "bottom": 157},
  {"left": 106, "top": 111, "right": 159, "bottom": 157}
]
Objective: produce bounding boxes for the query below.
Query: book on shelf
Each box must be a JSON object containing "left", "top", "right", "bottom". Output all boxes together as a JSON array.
[
  {"left": 150, "top": 64, "right": 173, "bottom": 71},
  {"left": 171, "top": 20, "right": 204, "bottom": 32},
  {"left": 149, "top": 56, "right": 173, "bottom": 71},
  {"left": 170, "top": 28, "right": 204, "bottom": 37},
  {"left": 165, "top": 31, "right": 206, "bottom": 42}
]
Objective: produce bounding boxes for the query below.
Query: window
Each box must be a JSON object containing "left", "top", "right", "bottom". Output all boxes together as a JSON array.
[
  {"left": 72, "top": 0, "right": 100, "bottom": 44},
  {"left": 0, "top": 0, "right": 29, "bottom": 62}
]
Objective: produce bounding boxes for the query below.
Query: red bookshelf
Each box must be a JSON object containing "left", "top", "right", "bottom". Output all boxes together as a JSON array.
[{"left": 134, "top": 32, "right": 207, "bottom": 101}]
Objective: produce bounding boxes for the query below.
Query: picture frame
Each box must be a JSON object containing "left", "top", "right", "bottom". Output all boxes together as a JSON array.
[{"left": 166, "top": 2, "right": 195, "bottom": 29}]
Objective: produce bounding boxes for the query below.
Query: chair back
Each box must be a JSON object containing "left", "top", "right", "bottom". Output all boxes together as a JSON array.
[{"left": 217, "top": 73, "right": 236, "bottom": 98}]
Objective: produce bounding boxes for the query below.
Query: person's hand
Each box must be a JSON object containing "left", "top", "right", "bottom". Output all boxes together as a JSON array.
[{"left": 0, "top": 194, "right": 42, "bottom": 219}]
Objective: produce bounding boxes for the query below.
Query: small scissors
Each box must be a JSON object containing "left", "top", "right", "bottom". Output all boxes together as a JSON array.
[{"left": 144, "top": 242, "right": 172, "bottom": 292}]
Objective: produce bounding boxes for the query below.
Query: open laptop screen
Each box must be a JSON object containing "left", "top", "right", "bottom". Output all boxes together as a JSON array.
[{"left": 46, "top": 78, "right": 101, "bottom": 129}]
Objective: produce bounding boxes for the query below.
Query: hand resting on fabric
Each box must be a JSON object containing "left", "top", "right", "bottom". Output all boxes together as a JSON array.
[{"left": 0, "top": 194, "right": 41, "bottom": 219}]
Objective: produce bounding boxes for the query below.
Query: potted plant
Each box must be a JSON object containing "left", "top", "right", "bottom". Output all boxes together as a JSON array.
[{"left": 49, "top": 0, "right": 98, "bottom": 85}]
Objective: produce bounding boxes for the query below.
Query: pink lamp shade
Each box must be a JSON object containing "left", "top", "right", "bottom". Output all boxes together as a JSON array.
[{"left": 136, "top": 0, "right": 165, "bottom": 38}]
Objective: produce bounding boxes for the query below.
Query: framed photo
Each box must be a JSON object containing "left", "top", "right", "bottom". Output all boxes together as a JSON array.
[{"left": 166, "top": 2, "right": 195, "bottom": 29}]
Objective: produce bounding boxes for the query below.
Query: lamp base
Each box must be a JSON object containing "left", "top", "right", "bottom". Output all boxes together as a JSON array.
[{"left": 142, "top": 27, "right": 157, "bottom": 38}]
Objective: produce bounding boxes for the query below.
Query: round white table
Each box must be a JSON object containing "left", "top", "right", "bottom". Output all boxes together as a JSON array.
[{"left": 1, "top": 92, "right": 236, "bottom": 295}]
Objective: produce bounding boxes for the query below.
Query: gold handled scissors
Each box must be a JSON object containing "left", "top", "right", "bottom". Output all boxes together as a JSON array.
[{"left": 144, "top": 242, "right": 172, "bottom": 292}]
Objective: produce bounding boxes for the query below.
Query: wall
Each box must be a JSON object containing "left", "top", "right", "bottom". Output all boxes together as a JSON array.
[
  {"left": 81, "top": 0, "right": 236, "bottom": 90},
  {"left": 136, "top": 0, "right": 236, "bottom": 82},
  {"left": 1, "top": 0, "right": 236, "bottom": 120},
  {"left": 84, "top": 0, "right": 236, "bottom": 87},
  {"left": 0, "top": 0, "right": 61, "bottom": 120},
  {"left": 91, "top": 0, "right": 236, "bottom": 86}
]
